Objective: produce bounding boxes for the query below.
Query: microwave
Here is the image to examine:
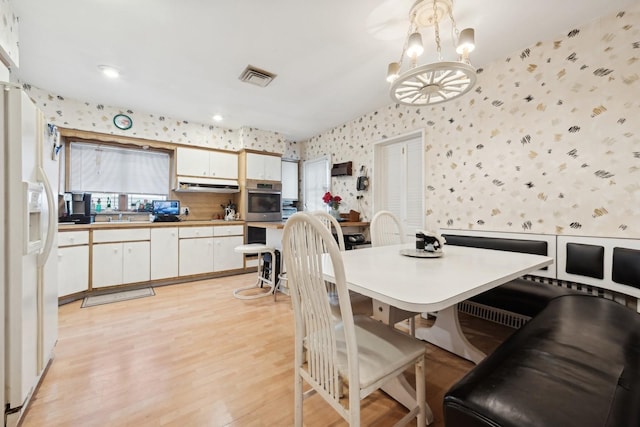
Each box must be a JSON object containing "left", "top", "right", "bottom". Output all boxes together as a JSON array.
[{"left": 244, "top": 181, "right": 282, "bottom": 222}]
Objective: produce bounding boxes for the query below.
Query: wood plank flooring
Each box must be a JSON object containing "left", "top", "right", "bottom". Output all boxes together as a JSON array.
[{"left": 22, "top": 274, "right": 513, "bottom": 427}]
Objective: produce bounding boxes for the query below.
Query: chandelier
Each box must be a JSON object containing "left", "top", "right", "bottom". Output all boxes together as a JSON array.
[{"left": 386, "top": 0, "right": 476, "bottom": 106}]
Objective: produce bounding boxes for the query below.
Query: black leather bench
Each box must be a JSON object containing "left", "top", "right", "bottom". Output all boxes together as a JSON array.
[
  {"left": 442, "top": 234, "right": 571, "bottom": 318},
  {"left": 443, "top": 294, "right": 640, "bottom": 427}
]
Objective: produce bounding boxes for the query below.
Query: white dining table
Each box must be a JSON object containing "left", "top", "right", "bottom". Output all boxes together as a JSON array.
[{"left": 322, "top": 242, "right": 553, "bottom": 425}]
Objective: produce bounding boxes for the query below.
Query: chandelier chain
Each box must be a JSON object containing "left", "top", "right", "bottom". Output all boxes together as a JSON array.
[
  {"left": 432, "top": 0, "right": 442, "bottom": 61},
  {"left": 448, "top": 0, "right": 460, "bottom": 50}
]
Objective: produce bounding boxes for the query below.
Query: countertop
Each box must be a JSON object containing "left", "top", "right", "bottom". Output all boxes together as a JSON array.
[
  {"left": 247, "top": 221, "right": 369, "bottom": 230},
  {"left": 58, "top": 219, "right": 245, "bottom": 231}
]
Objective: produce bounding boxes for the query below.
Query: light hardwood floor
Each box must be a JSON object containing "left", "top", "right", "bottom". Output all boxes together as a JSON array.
[{"left": 23, "top": 274, "right": 512, "bottom": 427}]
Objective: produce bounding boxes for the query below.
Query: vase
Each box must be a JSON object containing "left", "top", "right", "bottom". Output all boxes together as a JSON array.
[{"left": 330, "top": 208, "right": 340, "bottom": 220}]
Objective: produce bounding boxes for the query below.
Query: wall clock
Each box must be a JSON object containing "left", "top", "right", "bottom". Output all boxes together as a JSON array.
[{"left": 113, "top": 114, "right": 133, "bottom": 130}]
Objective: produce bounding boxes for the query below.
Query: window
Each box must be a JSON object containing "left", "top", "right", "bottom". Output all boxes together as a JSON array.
[
  {"left": 68, "top": 142, "right": 170, "bottom": 195},
  {"left": 68, "top": 142, "right": 170, "bottom": 212},
  {"left": 302, "top": 156, "right": 330, "bottom": 212},
  {"left": 374, "top": 133, "right": 424, "bottom": 238}
]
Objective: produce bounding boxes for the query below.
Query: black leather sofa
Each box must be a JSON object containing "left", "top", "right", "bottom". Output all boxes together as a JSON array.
[{"left": 443, "top": 293, "right": 640, "bottom": 427}]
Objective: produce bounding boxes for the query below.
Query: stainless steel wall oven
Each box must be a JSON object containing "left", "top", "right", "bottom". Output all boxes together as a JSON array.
[{"left": 244, "top": 181, "right": 282, "bottom": 222}]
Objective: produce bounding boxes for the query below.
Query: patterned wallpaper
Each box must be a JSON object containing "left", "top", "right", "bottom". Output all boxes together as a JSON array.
[
  {"left": 303, "top": 5, "right": 640, "bottom": 238},
  {"left": 23, "top": 84, "right": 299, "bottom": 159},
  {"left": 0, "top": 0, "right": 19, "bottom": 67}
]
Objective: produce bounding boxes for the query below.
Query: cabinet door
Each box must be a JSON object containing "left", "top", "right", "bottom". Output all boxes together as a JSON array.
[
  {"left": 150, "top": 228, "right": 179, "bottom": 280},
  {"left": 176, "top": 147, "right": 210, "bottom": 177},
  {"left": 213, "top": 235, "right": 244, "bottom": 272},
  {"left": 210, "top": 151, "right": 238, "bottom": 180},
  {"left": 263, "top": 155, "right": 282, "bottom": 181},
  {"left": 179, "top": 237, "right": 214, "bottom": 276},
  {"left": 123, "top": 241, "right": 150, "bottom": 284},
  {"left": 246, "top": 152, "right": 265, "bottom": 180},
  {"left": 246, "top": 152, "right": 282, "bottom": 181},
  {"left": 281, "top": 161, "right": 299, "bottom": 200},
  {"left": 58, "top": 246, "right": 89, "bottom": 296},
  {"left": 92, "top": 243, "right": 123, "bottom": 288}
]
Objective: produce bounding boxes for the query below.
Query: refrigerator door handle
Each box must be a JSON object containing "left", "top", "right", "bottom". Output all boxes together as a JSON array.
[{"left": 37, "top": 165, "right": 55, "bottom": 267}]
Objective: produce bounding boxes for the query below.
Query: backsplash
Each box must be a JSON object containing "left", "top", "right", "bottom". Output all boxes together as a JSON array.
[{"left": 303, "top": 5, "right": 640, "bottom": 238}]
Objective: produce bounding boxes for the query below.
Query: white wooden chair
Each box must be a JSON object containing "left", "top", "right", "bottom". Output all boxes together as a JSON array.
[
  {"left": 370, "top": 210, "right": 419, "bottom": 335},
  {"left": 283, "top": 213, "right": 426, "bottom": 426},
  {"left": 371, "top": 210, "right": 406, "bottom": 247},
  {"left": 310, "top": 210, "right": 346, "bottom": 251},
  {"left": 310, "top": 211, "right": 373, "bottom": 317}
]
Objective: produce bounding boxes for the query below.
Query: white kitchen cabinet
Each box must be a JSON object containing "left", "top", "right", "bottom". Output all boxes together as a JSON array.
[
  {"left": 123, "top": 241, "right": 151, "bottom": 284},
  {"left": 58, "top": 245, "right": 89, "bottom": 296},
  {"left": 92, "top": 228, "right": 151, "bottom": 288},
  {"left": 281, "top": 160, "right": 299, "bottom": 200},
  {"left": 213, "top": 225, "right": 244, "bottom": 271},
  {"left": 58, "top": 231, "right": 90, "bottom": 296},
  {"left": 210, "top": 151, "right": 239, "bottom": 180},
  {"left": 213, "top": 235, "right": 244, "bottom": 272},
  {"left": 150, "top": 228, "right": 179, "bottom": 280},
  {"left": 246, "top": 152, "right": 281, "bottom": 181},
  {"left": 176, "top": 147, "right": 238, "bottom": 180},
  {"left": 179, "top": 237, "right": 214, "bottom": 276},
  {"left": 92, "top": 243, "right": 124, "bottom": 288}
]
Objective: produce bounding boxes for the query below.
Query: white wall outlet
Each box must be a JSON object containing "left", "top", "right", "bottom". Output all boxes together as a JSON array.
[{"left": 181, "top": 207, "right": 189, "bottom": 215}]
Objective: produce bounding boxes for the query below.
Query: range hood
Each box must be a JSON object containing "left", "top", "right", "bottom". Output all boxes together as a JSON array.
[{"left": 175, "top": 176, "right": 240, "bottom": 193}]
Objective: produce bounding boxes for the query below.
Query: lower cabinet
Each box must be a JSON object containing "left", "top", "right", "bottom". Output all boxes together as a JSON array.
[
  {"left": 92, "top": 241, "right": 150, "bottom": 288},
  {"left": 213, "top": 235, "right": 244, "bottom": 271},
  {"left": 58, "top": 231, "right": 90, "bottom": 297},
  {"left": 151, "top": 228, "right": 179, "bottom": 280},
  {"left": 60, "top": 224, "right": 246, "bottom": 294},
  {"left": 179, "top": 237, "right": 214, "bottom": 276},
  {"left": 58, "top": 245, "right": 89, "bottom": 296}
]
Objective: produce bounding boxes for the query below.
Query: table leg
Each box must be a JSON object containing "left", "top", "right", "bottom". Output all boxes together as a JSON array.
[
  {"left": 381, "top": 374, "right": 434, "bottom": 425},
  {"left": 414, "top": 305, "right": 486, "bottom": 364}
]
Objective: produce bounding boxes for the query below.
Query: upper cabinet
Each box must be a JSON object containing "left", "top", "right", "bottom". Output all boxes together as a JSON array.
[
  {"left": 245, "top": 152, "right": 281, "bottom": 181},
  {"left": 281, "top": 160, "right": 299, "bottom": 200},
  {"left": 176, "top": 147, "right": 238, "bottom": 180}
]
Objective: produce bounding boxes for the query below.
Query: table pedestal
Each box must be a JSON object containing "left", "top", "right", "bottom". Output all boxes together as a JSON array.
[{"left": 415, "top": 305, "right": 486, "bottom": 364}]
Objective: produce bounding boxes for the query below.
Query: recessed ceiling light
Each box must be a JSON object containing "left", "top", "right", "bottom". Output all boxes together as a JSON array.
[
  {"left": 98, "top": 65, "right": 120, "bottom": 79},
  {"left": 213, "top": 114, "right": 223, "bottom": 122}
]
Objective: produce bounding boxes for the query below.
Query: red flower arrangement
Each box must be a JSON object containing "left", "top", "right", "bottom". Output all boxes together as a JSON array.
[{"left": 322, "top": 191, "right": 342, "bottom": 210}]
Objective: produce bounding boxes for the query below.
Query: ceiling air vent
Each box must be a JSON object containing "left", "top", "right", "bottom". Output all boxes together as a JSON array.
[{"left": 239, "top": 65, "right": 276, "bottom": 87}]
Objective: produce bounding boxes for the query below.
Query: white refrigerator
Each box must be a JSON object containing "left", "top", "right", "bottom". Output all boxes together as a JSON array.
[{"left": 1, "top": 83, "right": 59, "bottom": 427}]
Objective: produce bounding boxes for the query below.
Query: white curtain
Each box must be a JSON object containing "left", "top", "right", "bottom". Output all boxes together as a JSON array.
[{"left": 68, "top": 142, "right": 169, "bottom": 195}]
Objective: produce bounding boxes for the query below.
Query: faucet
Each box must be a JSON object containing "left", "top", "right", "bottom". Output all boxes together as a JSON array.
[{"left": 107, "top": 216, "right": 113, "bottom": 222}]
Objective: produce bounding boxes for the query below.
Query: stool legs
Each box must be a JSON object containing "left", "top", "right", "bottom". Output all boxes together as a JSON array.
[{"left": 233, "top": 250, "right": 276, "bottom": 300}]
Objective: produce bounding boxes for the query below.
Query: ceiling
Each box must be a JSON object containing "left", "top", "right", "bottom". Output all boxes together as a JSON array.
[{"left": 11, "top": 0, "right": 636, "bottom": 141}]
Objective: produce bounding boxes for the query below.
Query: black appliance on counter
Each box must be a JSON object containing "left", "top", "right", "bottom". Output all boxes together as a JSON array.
[{"left": 59, "top": 192, "right": 94, "bottom": 224}]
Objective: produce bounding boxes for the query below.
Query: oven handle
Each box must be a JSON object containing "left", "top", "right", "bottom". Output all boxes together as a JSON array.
[{"left": 246, "top": 188, "right": 282, "bottom": 194}]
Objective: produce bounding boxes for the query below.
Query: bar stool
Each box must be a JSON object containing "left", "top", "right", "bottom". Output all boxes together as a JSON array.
[{"left": 233, "top": 243, "right": 277, "bottom": 300}]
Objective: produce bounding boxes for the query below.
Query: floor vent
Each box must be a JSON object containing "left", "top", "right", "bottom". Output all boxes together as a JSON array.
[
  {"left": 239, "top": 65, "right": 277, "bottom": 87},
  {"left": 457, "top": 301, "right": 531, "bottom": 329}
]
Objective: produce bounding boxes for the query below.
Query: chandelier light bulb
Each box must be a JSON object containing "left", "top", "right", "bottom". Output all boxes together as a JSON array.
[
  {"left": 386, "top": 62, "right": 400, "bottom": 83},
  {"left": 406, "top": 32, "right": 424, "bottom": 58},
  {"left": 456, "top": 28, "right": 475, "bottom": 55}
]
